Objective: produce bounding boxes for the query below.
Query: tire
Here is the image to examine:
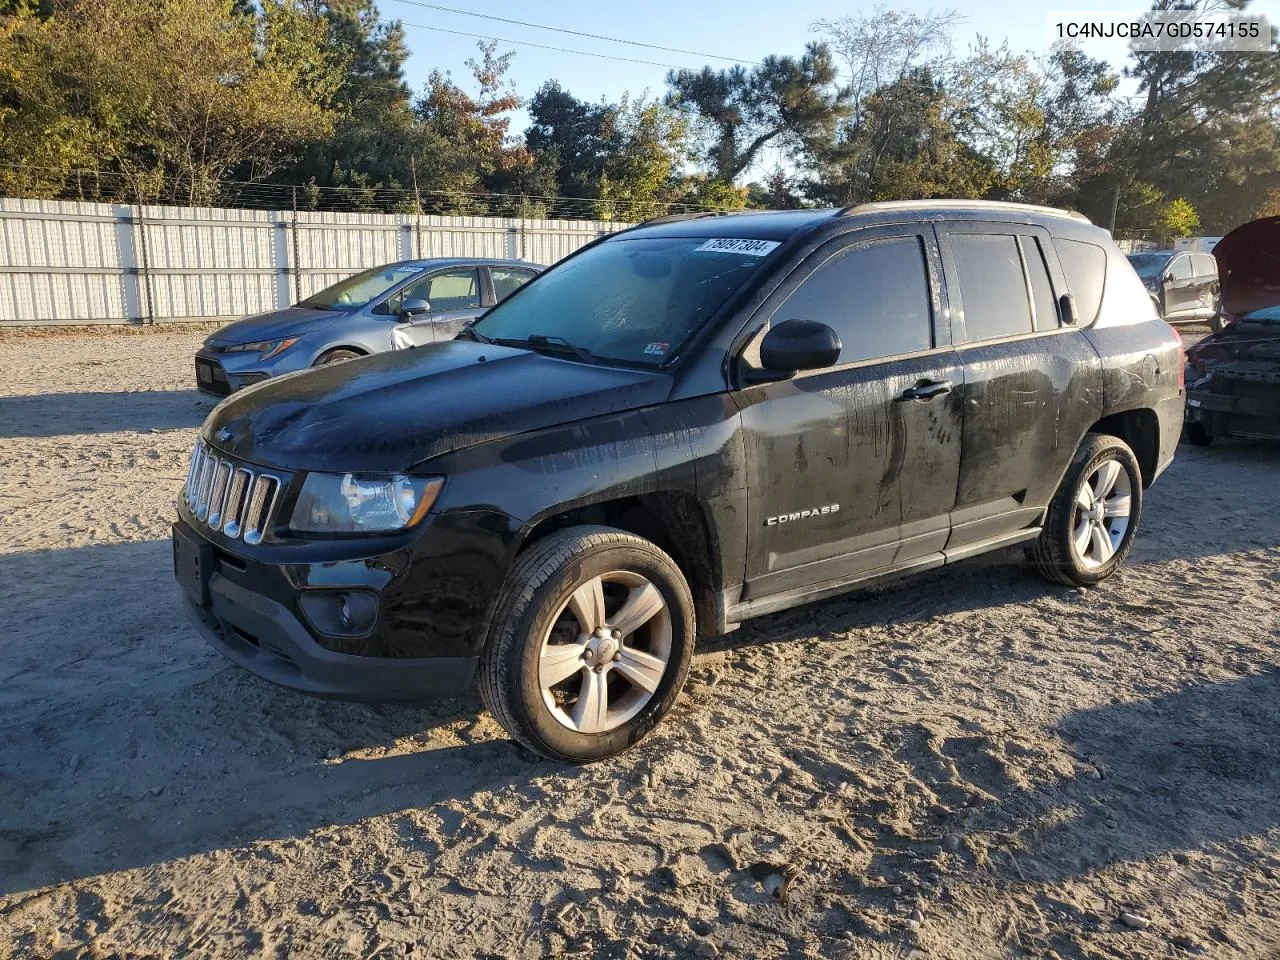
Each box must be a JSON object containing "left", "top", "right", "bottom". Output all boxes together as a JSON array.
[
  {"left": 1029, "top": 434, "right": 1144, "bottom": 588},
  {"left": 1184, "top": 420, "right": 1213, "bottom": 446},
  {"left": 315, "top": 348, "right": 362, "bottom": 365},
  {"left": 478, "top": 525, "right": 695, "bottom": 762}
]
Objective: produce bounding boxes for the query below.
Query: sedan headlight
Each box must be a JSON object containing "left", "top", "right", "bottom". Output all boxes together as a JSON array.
[
  {"left": 290, "top": 473, "right": 444, "bottom": 533},
  {"left": 225, "top": 337, "right": 299, "bottom": 360}
]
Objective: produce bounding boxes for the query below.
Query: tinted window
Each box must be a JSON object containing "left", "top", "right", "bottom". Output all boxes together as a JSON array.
[
  {"left": 777, "top": 236, "right": 932, "bottom": 364},
  {"left": 1053, "top": 238, "right": 1107, "bottom": 324},
  {"left": 1022, "top": 236, "right": 1059, "bottom": 331},
  {"left": 491, "top": 267, "right": 536, "bottom": 301},
  {"left": 1169, "top": 255, "right": 1192, "bottom": 280},
  {"left": 951, "top": 234, "right": 1033, "bottom": 341}
]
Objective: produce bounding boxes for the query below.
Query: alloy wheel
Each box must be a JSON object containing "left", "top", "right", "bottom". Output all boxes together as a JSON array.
[
  {"left": 538, "top": 570, "right": 672, "bottom": 734},
  {"left": 1071, "top": 458, "right": 1132, "bottom": 570}
]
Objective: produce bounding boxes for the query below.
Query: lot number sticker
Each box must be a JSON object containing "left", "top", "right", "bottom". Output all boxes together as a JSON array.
[{"left": 693, "top": 238, "right": 781, "bottom": 256}]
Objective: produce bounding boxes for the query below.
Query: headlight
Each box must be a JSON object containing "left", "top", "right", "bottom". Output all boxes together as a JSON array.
[
  {"left": 225, "top": 337, "right": 299, "bottom": 360},
  {"left": 290, "top": 473, "right": 444, "bottom": 533}
]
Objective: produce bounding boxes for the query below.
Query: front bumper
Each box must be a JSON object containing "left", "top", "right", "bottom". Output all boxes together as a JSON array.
[
  {"left": 175, "top": 520, "right": 479, "bottom": 701},
  {"left": 1187, "top": 381, "right": 1280, "bottom": 440},
  {"left": 195, "top": 351, "right": 271, "bottom": 397}
]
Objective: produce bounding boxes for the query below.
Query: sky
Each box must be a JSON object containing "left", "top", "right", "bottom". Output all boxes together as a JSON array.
[{"left": 381, "top": 0, "right": 1280, "bottom": 176}]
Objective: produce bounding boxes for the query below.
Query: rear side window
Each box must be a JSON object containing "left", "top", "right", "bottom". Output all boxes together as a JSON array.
[
  {"left": 1193, "top": 254, "right": 1217, "bottom": 277},
  {"left": 1052, "top": 238, "right": 1106, "bottom": 325},
  {"left": 951, "top": 234, "right": 1033, "bottom": 341},
  {"left": 1021, "top": 236, "right": 1059, "bottom": 331},
  {"left": 491, "top": 267, "right": 536, "bottom": 301},
  {"left": 778, "top": 236, "right": 933, "bottom": 364}
]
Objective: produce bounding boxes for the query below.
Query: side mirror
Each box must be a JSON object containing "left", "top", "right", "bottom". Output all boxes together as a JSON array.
[
  {"left": 400, "top": 298, "right": 430, "bottom": 321},
  {"left": 752, "top": 319, "right": 842, "bottom": 381},
  {"left": 1058, "top": 292, "right": 1079, "bottom": 326}
]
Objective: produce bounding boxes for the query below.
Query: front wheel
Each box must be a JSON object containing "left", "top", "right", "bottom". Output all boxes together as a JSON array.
[
  {"left": 1029, "top": 434, "right": 1144, "bottom": 588},
  {"left": 315, "top": 348, "right": 362, "bottom": 365},
  {"left": 478, "top": 526, "right": 695, "bottom": 762},
  {"left": 1184, "top": 420, "right": 1213, "bottom": 446}
]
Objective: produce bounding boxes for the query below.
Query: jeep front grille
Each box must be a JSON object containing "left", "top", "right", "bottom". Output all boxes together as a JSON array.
[{"left": 183, "top": 439, "right": 281, "bottom": 545}]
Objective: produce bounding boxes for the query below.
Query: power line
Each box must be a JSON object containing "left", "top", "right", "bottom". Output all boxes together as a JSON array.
[
  {"left": 385, "top": 17, "right": 690, "bottom": 69},
  {"left": 386, "top": 0, "right": 755, "bottom": 65}
]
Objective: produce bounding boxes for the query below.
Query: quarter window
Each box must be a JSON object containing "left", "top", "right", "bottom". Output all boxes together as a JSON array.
[
  {"left": 951, "top": 233, "right": 1033, "bottom": 341},
  {"left": 777, "top": 236, "right": 933, "bottom": 364},
  {"left": 1052, "top": 238, "right": 1106, "bottom": 324},
  {"left": 1021, "top": 236, "right": 1059, "bottom": 331}
]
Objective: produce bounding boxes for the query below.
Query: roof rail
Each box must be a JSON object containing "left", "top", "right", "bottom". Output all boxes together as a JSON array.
[
  {"left": 839, "top": 199, "right": 1091, "bottom": 223},
  {"left": 637, "top": 211, "right": 729, "bottom": 227}
]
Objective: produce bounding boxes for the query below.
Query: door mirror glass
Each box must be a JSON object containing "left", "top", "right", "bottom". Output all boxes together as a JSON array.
[
  {"left": 400, "top": 298, "right": 430, "bottom": 320},
  {"left": 758, "top": 319, "right": 842, "bottom": 374}
]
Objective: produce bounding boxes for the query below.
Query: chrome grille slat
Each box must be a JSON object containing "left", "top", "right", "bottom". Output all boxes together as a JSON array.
[
  {"left": 181, "top": 439, "right": 282, "bottom": 543},
  {"left": 222, "top": 467, "right": 252, "bottom": 537},
  {"left": 207, "top": 461, "right": 232, "bottom": 528}
]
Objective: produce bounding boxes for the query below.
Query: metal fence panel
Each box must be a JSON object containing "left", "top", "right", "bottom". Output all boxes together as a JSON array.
[{"left": 0, "top": 198, "right": 635, "bottom": 326}]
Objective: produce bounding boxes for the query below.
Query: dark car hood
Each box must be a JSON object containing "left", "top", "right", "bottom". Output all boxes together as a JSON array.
[
  {"left": 209, "top": 306, "right": 344, "bottom": 345},
  {"left": 1214, "top": 216, "right": 1280, "bottom": 317},
  {"left": 204, "top": 340, "right": 673, "bottom": 472}
]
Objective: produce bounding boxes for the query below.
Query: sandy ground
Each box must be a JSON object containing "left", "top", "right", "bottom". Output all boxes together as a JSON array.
[{"left": 1, "top": 327, "right": 1278, "bottom": 960}]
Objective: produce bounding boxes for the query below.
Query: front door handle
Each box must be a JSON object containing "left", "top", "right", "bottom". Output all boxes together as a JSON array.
[{"left": 899, "top": 378, "right": 954, "bottom": 401}]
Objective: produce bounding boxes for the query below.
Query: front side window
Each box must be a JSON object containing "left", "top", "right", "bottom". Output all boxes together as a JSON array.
[
  {"left": 776, "top": 236, "right": 933, "bottom": 364},
  {"left": 951, "top": 233, "right": 1033, "bottom": 341},
  {"left": 491, "top": 267, "right": 536, "bottom": 301},
  {"left": 385, "top": 268, "right": 482, "bottom": 315},
  {"left": 471, "top": 237, "right": 777, "bottom": 366},
  {"left": 300, "top": 264, "right": 423, "bottom": 310},
  {"left": 1169, "top": 255, "right": 1192, "bottom": 280}
]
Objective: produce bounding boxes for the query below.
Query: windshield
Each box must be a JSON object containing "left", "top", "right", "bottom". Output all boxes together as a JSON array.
[
  {"left": 299, "top": 263, "right": 423, "bottom": 310},
  {"left": 470, "top": 236, "right": 778, "bottom": 365},
  {"left": 1126, "top": 253, "right": 1170, "bottom": 279}
]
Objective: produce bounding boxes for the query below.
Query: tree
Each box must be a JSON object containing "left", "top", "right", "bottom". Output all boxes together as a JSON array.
[
  {"left": 0, "top": 0, "right": 343, "bottom": 203},
  {"left": 274, "top": 0, "right": 415, "bottom": 196},
  {"left": 666, "top": 43, "right": 849, "bottom": 183},
  {"left": 1156, "top": 196, "right": 1200, "bottom": 242},
  {"left": 1122, "top": 0, "right": 1280, "bottom": 232}
]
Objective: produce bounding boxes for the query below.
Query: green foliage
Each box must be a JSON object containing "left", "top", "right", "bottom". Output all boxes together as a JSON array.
[
  {"left": 0, "top": 0, "right": 343, "bottom": 203},
  {"left": 0, "top": 0, "right": 1276, "bottom": 229}
]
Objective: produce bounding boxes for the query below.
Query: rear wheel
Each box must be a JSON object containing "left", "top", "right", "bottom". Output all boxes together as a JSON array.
[
  {"left": 478, "top": 526, "right": 695, "bottom": 762},
  {"left": 315, "top": 348, "right": 362, "bottom": 365},
  {"left": 1184, "top": 420, "right": 1214, "bottom": 446},
  {"left": 1029, "top": 434, "right": 1143, "bottom": 588}
]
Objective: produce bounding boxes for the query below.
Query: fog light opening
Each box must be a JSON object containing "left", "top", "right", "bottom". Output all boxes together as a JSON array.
[{"left": 339, "top": 591, "right": 378, "bottom": 634}]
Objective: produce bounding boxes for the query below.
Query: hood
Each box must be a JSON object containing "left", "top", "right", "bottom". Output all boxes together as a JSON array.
[
  {"left": 1214, "top": 216, "right": 1280, "bottom": 317},
  {"left": 209, "top": 306, "right": 344, "bottom": 345},
  {"left": 203, "top": 340, "right": 673, "bottom": 472}
]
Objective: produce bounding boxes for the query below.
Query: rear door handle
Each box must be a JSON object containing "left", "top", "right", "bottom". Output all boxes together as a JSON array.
[{"left": 899, "top": 378, "right": 954, "bottom": 401}]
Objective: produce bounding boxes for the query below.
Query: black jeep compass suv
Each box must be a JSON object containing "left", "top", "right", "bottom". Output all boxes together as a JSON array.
[{"left": 174, "top": 201, "right": 1185, "bottom": 761}]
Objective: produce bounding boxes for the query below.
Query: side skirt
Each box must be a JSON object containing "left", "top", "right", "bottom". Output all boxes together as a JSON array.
[{"left": 724, "top": 527, "right": 1042, "bottom": 626}]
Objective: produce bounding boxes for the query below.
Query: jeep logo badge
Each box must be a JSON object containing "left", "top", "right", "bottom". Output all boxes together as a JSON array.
[
  {"left": 765, "top": 504, "right": 840, "bottom": 526},
  {"left": 215, "top": 426, "right": 232, "bottom": 443}
]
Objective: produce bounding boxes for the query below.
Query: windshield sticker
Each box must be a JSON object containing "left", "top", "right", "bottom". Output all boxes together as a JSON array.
[
  {"left": 643, "top": 342, "right": 669, "bottom": 356},
  {"left": 693, "top": 238, "right": 781, "bottom": 256}
]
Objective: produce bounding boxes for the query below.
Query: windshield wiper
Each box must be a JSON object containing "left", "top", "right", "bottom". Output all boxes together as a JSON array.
[
  {"left": 496, "top": 334, "right": 598, "bottom": 364},
  {"left": 457, "top": 325, "right": 493, "bottom": 343}
]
